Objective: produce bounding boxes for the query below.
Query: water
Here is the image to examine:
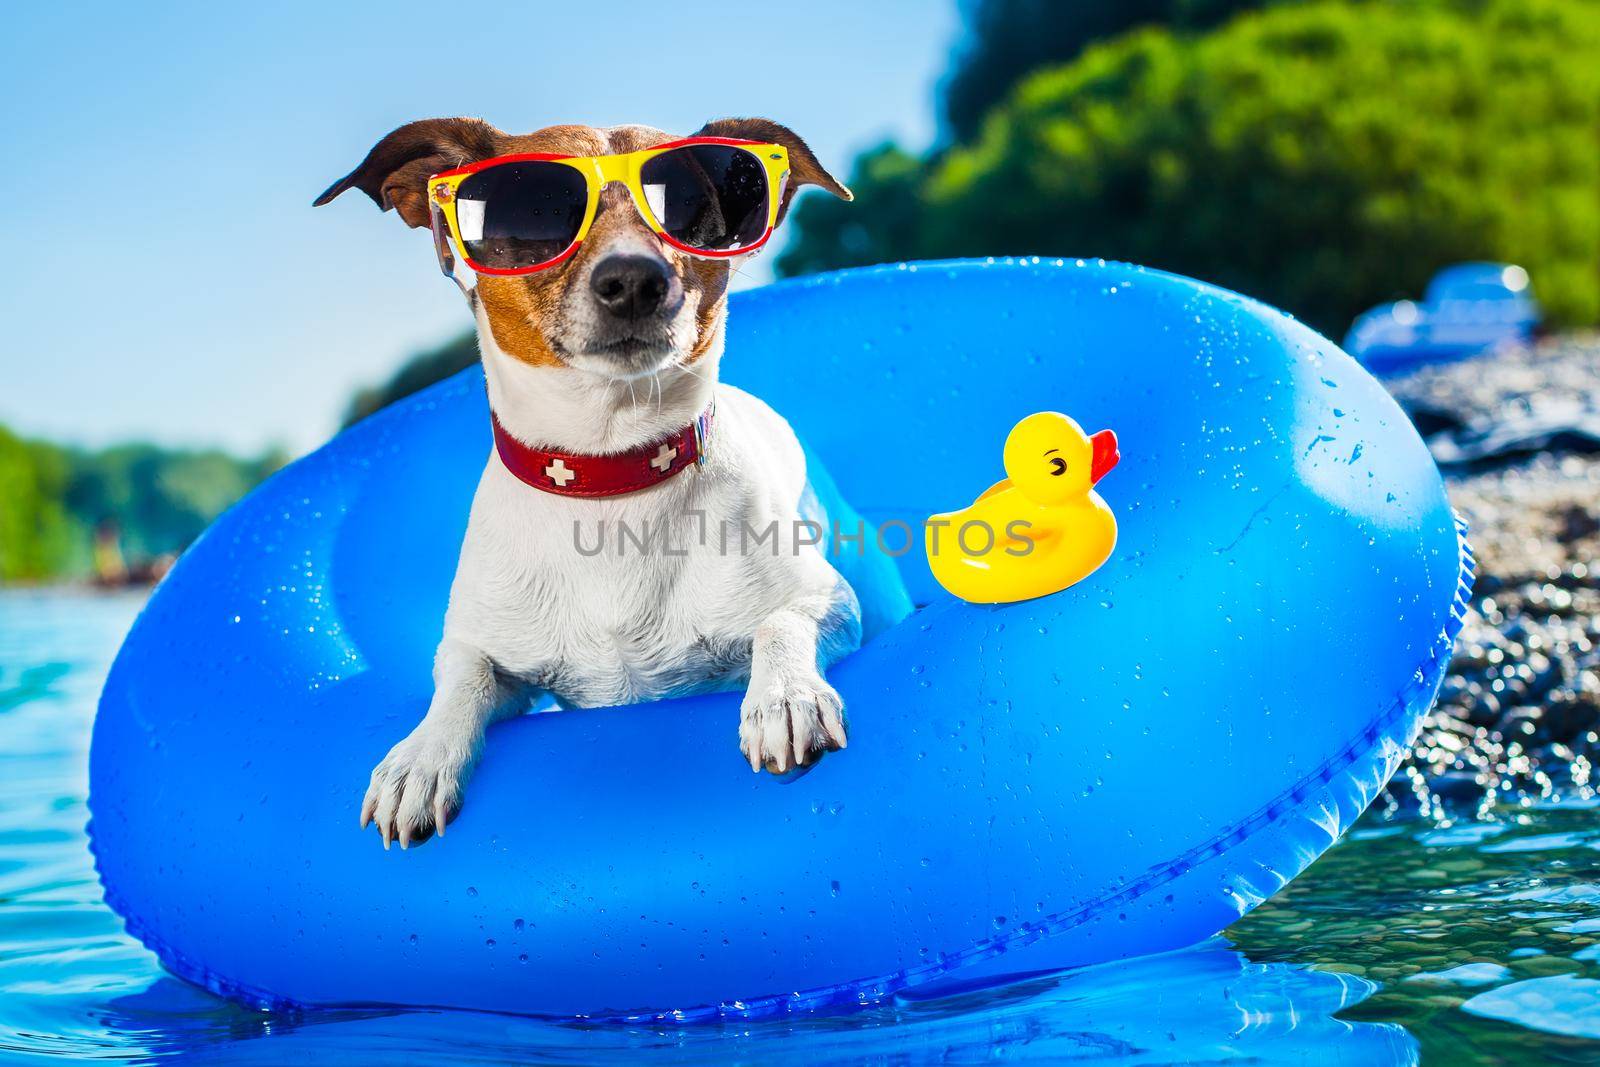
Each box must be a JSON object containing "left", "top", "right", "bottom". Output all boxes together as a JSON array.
[{"left": 4, "top": 591, "right": 1600, "bottom": 1063}]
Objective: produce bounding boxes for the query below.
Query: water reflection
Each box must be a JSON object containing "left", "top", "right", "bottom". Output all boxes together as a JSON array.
[{"left": 84, "top": 945, "right": 1412, "bottom": 1065}]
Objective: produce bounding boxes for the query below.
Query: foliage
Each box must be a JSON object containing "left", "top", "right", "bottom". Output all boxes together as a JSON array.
[
  {"left": 941, "top": 0, "right": 1272, "bottom": 143},
  {"left": 776, "top": 144, "right": 929, "bottom": 278},
  {"left": 783, "top": 0, "right": 1600, "bottom": 336},
  {"left": 0, "top": 428, "right": 76, "bottom": 581},
  {"left": 0, "top": 425, "right": 284, "bottom": 583},
  {"left": 61, "top": 443, "right": 286, "bottom": 564},
  {"left": 343, "top": 332, "right": 479, "bottom": 428}
]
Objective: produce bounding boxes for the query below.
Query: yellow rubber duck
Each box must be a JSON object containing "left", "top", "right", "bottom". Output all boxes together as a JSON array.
[{"left": 926, "top": 412, "right": 1120, "bottom": 604}]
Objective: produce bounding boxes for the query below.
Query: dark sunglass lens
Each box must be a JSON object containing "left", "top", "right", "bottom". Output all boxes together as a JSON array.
[
  {"left": 639, "top": 145, "right": 770, "bottom": 252},
  {"left": 455, "top": 162, "right": 587, "bottom": 269}
]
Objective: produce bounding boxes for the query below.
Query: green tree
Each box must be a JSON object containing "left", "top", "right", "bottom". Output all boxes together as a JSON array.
[
  {"left": 942, "top": 0, "right": 1273, "bottom": 143},
  {"left": 783, "top": 0, "right": 1279, "bottom": 279},
  {"left": 2, "top": 424, "right": 287, "bottom": 585},
  {"left": 63, "top": 444, "right": 286, "bottom": 563},
  {"left": 0, "top": 428, "right": 78, "bottom": 581},
  {"left": 785, "top": 0, "right": 1600, "bottom": 336}
]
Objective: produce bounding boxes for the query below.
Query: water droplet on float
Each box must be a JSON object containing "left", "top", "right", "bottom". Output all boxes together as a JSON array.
[
  {"left": 830, "top": 880, "right": 841, "bottom": 897},
  {"left": 992, "top": 916, "right": 1008, "bottom": 929},
  {"left": 485, "top": 938, "right": 496, "bottom": 948},
  {"left": 467, "top": 886, "right": 479, "bottom": 897},
  {"left": 513, "top": 918, "right": 525, "bottom": 931}
]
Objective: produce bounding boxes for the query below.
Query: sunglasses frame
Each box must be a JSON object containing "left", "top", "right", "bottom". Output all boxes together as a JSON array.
[{"left": 425, "top": 137, "right": 790, "bottom": 278}]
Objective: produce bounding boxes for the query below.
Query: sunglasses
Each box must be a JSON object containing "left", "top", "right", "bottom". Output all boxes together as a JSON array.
[{"left": 425, "top": 137, "right": 790, "bottom": 278}]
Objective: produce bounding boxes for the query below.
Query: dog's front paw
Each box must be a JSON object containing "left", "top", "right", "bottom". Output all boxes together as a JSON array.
[
  {"left": 359, "top": 725, "right": 474, "bottom": 849},
  {"left": 739, "top": 675, "right": 848, "bottom": 774}
]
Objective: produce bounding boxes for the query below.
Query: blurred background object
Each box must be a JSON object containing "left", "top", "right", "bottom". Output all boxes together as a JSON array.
[{"left": 1345, "top": 263, "right": 1540, "bottom": 374}]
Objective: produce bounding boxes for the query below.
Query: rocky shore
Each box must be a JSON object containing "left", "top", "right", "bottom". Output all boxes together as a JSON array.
[{"left": 1381, "top": 334, "right": 1600, "bottom": 815}]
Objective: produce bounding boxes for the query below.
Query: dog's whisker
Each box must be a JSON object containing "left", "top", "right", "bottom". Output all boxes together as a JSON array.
[
  {"left": 670, "top": 355, "right": 711, "bottom": 383},
  {"left": 725, "top": 259, "right": 762, "bottom": 285}
]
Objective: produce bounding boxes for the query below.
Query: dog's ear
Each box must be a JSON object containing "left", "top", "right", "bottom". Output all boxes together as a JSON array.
[
  {"left": 695, "top": 117, "right": 852, "bottom": 224},
  {"left": 314, "top": 118, "right": 503, "bottom": 228}
]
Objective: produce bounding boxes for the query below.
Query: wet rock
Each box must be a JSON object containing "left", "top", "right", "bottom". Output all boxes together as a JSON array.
[
  {"left": 1557, "top": 504, "right": 1600, "bottom": 545},
  {"left": 1425, "top": 770, "right": 1487, "bottom": 807}
]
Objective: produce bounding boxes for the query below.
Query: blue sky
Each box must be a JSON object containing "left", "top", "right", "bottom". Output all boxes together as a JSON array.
[{"left": 0, "top": 2, "right": 959, "bottom": 455}]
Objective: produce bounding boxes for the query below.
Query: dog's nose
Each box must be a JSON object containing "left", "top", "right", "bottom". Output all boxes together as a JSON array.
[{"left": 589, "top": 254, "right": 673, "bottom": 318}]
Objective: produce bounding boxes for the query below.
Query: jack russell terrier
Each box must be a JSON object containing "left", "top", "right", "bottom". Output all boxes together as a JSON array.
[{"left": 317, "top": 117, "right": 876, "bottom": 849}]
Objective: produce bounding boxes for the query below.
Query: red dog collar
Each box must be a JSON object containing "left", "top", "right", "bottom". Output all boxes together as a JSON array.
[{"left": 491, "top": 406, "right": 713, "bottom": 498}]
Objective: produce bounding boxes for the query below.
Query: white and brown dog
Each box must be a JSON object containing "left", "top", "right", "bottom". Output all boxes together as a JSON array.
[{"left": 317, "top": 118, "right": 867, "bottom": 849}]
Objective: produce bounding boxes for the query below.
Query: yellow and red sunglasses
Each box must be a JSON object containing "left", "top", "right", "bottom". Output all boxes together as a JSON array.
[{"left": 426, "top": 137, "right": 790, "bottom": 277}]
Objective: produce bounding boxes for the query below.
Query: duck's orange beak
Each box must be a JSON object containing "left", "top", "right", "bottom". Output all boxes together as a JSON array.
[{"left": 1089, "top": 429, "right": 1120, "bottom": 485}]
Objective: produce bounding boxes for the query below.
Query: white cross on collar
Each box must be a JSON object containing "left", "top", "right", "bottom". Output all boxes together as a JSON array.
[
  {"left": 544, "top": 458, "right": 576, "bottom": 487},
  {"left": 650, "top": 443, "right": 678, "bottom": 473}
]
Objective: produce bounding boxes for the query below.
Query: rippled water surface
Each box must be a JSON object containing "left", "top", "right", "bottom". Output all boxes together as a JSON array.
[{"left": 5, "top": 590, "right": 1600, "bottom": 1064}]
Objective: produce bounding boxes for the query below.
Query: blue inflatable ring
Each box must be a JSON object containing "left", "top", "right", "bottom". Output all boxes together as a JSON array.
[{"left": 89, "top": 259, "right": 1471, "bottom": 1020}]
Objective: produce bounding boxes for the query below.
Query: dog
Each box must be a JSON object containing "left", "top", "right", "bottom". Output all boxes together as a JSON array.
[{"left": 317, "top": 117, "right": 870, "bottom": 849}]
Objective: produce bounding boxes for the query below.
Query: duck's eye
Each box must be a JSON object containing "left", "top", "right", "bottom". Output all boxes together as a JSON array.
[{"left": 1048, "top": 457, "right": 1068, "bottom": 477}]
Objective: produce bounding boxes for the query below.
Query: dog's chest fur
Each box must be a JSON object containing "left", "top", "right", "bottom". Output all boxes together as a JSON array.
[{"left": 442, "top": 385, "right": 843, "bottom": 707}]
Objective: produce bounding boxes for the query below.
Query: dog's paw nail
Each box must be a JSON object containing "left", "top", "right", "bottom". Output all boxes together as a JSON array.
[
  {"left": 741, "top": 678, "right": 847, "bottom": 775},
  {"left": 363, "top": 728, "right": 472, "bottom": 850}
]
